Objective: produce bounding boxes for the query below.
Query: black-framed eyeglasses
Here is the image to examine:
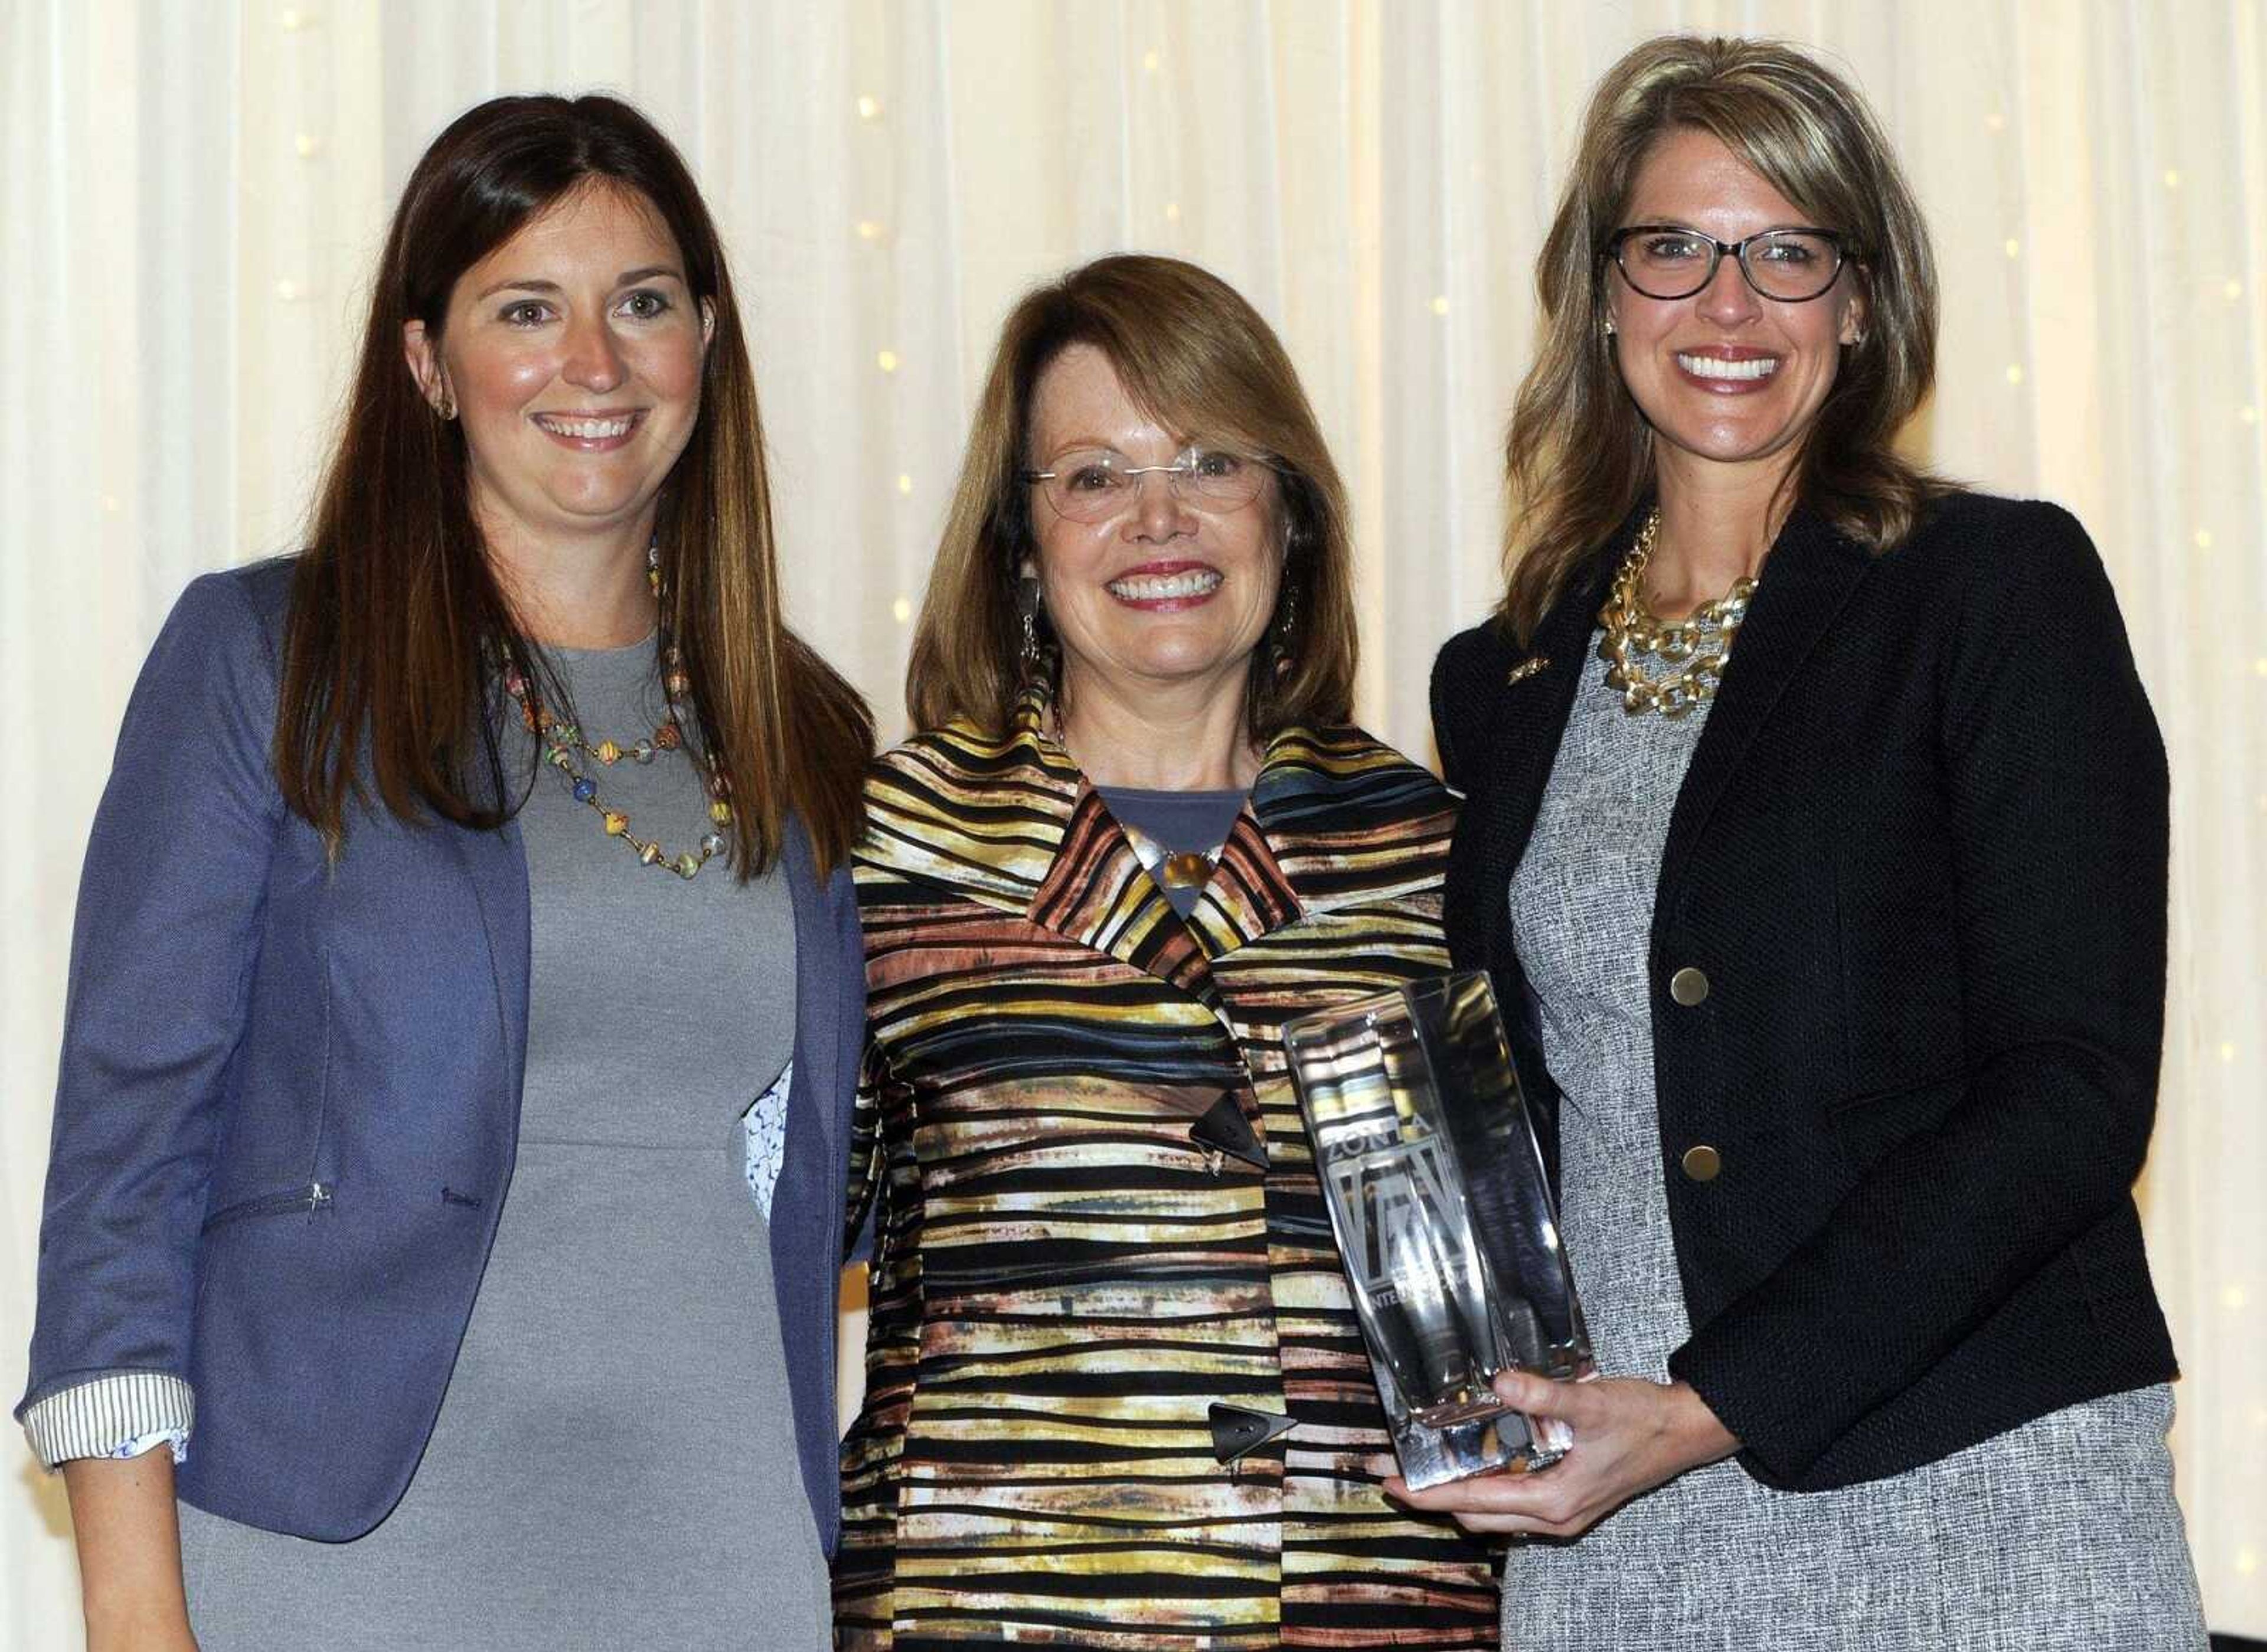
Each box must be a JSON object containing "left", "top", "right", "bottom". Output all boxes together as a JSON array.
[{"left": 1605, "top": 224, "right": 1850, "bottom": 303}]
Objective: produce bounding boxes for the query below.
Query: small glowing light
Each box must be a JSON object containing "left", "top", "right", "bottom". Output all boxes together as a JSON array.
[
  {"left": 891, "top": 596, "right": 913, "bottom": 624},
  {"left": 2222, "top": 1041, "right": 2239, "bottom": 1062},
  {"left": 2239, "top": 1547, "right": 2259, "bottom": 1576},
  {"left": 280, "top": 5, "right": 305, "bottom": 30},
  {"left": 2229, "top": 1285, "right": 2253, "bottom": 1311},
  {"left": 2253, "top": 657, "right": 2267, "bottom": 678},
  {"left": 1163, "top": 201, "right": 1181, "bottom": 223},
  {"left": 2003, "top": 238, "right": 2020, "bottom": 259},
  {"left": 2004, "top": 364, "right": 2024, "bottom": 386},
  {"left": 2226, "top": 279, "right": 2245, "bottom": 301},
  {"left": 855, "top": 219, "right": 883, "bottom": 241},
  {"left": 1984, "top": 112, "right": 2007, "bottom": 132},
  {"left": 2163, "top": 169, "right": 2181, "bottom": 189},
  {"left": 276, "top": 278, "right": 302, "bottom": 302},
  {"left": 1430, "top": 295, "right": 1451, "bottom": 316},
  {"left": 2243, "top": 406, "right": 2261, "bottom": 426},
  {"left": 876, "top": 349, "right": 899, "bottom": 373},
  {"left": 100, "top": 494, "right": 122, "bottom": 514},
  {"left": 896, "top": 473, "right": 913, "bottom": 496},
  {"left": 1142, "top": 49, "right": 1161, "bottom": 73},
  {"left": 2195, "top": 528, "right": 2216, "bottom": 550},
  {"left": 294, "top": 132, "right": 321, "bottom": 159},
  {"left": 855, "top": 94, "right": 883, "bottom": 122},
  {"left": 2254, "top": 1406, "right": 2267, "bottom": 1428}
]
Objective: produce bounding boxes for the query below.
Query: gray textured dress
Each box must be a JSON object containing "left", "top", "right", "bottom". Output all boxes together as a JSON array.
[
  {"left": 1502, "top": 631, "right": 2205, "bottom": 1651},
  {"left": 178, "top": 636, "right": 829, "bottom": 1650}
]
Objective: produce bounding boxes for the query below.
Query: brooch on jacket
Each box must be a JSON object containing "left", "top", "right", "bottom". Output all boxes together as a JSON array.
[{"left": 1505, "top": 654, "right": 1550, "bottom": 687}]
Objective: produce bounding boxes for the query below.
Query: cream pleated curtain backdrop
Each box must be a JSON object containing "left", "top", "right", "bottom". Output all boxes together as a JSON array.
[{"left": 3, "top": 1, "right": 2262, "bottom": 1643}]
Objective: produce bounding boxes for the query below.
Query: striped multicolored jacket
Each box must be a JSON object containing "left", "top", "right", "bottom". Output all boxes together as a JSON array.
[{"left": 837, "top": 701, "right": 1500, "bottom": 1649}]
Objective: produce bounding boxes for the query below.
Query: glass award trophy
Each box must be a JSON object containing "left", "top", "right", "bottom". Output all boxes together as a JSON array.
[{"left": 1283, "top": 971, "right": 1592, "bottom": 1490}]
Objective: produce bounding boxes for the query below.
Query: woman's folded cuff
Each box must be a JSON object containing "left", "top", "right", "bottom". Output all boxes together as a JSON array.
[{"left": 21, "top": 1371, "right": 194, "bottom": 1470}]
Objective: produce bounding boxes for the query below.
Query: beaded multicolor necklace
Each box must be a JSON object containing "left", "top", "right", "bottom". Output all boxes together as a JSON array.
[{"left": 499, "top": 544, "right": 734, "bottom": 881}]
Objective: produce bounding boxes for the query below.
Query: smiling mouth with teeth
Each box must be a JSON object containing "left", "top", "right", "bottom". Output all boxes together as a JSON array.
[
  {"left": 1675, "top": 354, "right": 1781, "bottom": 381},
  {"left": 533, "top": 412, "right": 641, "bottom": 439},
  {"left": 1108, "top": 569, "right": 1223, "bottom": 601}
]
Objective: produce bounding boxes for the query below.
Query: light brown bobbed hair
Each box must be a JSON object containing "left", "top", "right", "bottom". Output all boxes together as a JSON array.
[
  {"left": 1500, "top": 34, "right": 1948, "bottom": 641},
  {"left": 906, "top": 254, "right": 1357, "bottom": 742},
  {"left": 277, "top": 93, "right": 871, "bottom": 876}
]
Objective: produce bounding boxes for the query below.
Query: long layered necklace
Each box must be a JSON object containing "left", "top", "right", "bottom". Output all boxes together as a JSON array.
[
  {"left": 1598, "top": 508, "right": 1758, "bottom": 718},
  {"left": 499, "top": 549, "right": 734, "bottom": 880}
]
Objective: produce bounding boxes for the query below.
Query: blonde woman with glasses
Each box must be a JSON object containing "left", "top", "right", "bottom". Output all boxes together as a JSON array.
[{"left": 1410, "top": 35, "right": 2207, "bottom": 1651}]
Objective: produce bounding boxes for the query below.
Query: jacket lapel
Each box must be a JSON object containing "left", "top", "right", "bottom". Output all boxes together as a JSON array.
[
  {"left": 888, "top": 696, "right": 1226, "bottom": 1015},
  {"left": 1465, "top": 550, "right": 1619, "bottom": 976},
  {"left": 1654, "top": 508, "right": 1870, "bottom": 913}
]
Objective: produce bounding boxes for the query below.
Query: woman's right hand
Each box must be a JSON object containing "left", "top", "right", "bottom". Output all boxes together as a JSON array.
[{"left": 61, "top": 1454, "right": 200, "bottom": 1651}]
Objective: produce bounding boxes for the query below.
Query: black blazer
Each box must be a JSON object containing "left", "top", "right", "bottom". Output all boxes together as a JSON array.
[{"left": 1431, "top": 492, "right": 2178, "bottom": 1493}]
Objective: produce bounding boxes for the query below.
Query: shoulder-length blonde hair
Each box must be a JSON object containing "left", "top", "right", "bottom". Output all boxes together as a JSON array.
[
  {"left": 907, "top": 254, "right": 1357, "bottom": 740},
  {"left": 1501, "top": 35, "right": 1945, "bottom": 641},
  {"left": 278, "top": 94, "right": 871, "bottom": 876}
]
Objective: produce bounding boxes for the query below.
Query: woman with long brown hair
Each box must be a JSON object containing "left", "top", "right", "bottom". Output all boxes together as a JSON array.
[
  {"left": 1410, "top": 34, "right": 2204, "bottom": 1649},
  {"left": 16, "top": 94, "right": 869, "bottom": 1649}
]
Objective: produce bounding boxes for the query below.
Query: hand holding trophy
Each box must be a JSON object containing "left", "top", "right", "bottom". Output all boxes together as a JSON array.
[{"left": 1284, "top": 971, "right": 1593, "bottom": 1490}]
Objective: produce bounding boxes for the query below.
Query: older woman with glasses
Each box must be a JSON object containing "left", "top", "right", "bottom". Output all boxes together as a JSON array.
[
  {"left": 834, "top": 253, "right": 1498, "bottom": 1649},
  {"left": 1408, "top": 35, "right": 2206, "bottom": 1651}
]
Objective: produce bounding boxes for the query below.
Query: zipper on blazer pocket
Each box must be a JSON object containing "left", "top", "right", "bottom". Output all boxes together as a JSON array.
[{"left": 201, "top": 1181, "right": 335, "bottom": 1233}]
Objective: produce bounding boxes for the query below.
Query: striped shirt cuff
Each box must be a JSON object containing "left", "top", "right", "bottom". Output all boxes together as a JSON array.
[{"left": 21, "top": 1372, "right": 194, "bottom": 1470}]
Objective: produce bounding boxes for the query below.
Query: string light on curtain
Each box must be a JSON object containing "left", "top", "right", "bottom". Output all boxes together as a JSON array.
[
  {"left": 1164, "top": 201, "right": 1181, "bottom": 223},
  {"left": 2005, "top": 364, "right": 2024, "bottom": 385},
  {"left": 1142, "top": 49, "right": 1161, "bottom": 72},
  {"left": 896, "top": 474, "right": 912, "bottom": 495},
  {"left": 856, "top": 94, "right": 883, "bottom": 121},
  {"left": 1430, "top": 295, "right": 1450, "bottom": 315},
  {"left": 891, "top": 597, "right": 913, "bottom": 624},
  {"left": 295, "top": 133, "right": 321, "bottom": 158},
  {"left": 2004, "top": 237, "right": 2020, "bottom": 258},
  {"left": 856, "top": 219, "right": 884, "bottom": 240},
  {"left": 877, "top": 349, "right": 899, "bottom": 373}
]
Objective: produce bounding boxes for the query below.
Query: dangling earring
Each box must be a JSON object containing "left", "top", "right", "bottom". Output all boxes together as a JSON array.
[
  {"left": 433, "top": 383, "right": 458, "bottom": 420},
  {"left": 1268, "top": 579, "right": 1299, "bottom": 681},
  {"left": 647, "top": 538, "right": 663, "bottom": 600},
  {"left": 1602, "top": 315, "right": 1616, "bottom": 340},
  {"left": 1015, "top": 569, "right": 1047, "bottom": 688}
]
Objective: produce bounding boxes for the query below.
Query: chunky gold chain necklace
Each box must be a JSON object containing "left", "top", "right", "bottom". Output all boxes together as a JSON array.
[{"left": 1598, "top": 508, "right": 1758, "bottom": 719}]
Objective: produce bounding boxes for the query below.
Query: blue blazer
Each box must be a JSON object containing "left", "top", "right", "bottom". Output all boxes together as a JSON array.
[{"left": 18, "top": 559, "right": 864, "bottom": 1551}]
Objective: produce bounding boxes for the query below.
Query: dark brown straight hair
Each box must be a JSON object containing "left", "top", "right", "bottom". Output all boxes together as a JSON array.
[
  {"left": 1500, "top": 36, "right": 1948, "bottom": 641},
  {"left": 277, "top": 93, "right": 871, "bottom": 875},
  {"left": 906, "top": 254, "right": 1357, "bottom": 742}
]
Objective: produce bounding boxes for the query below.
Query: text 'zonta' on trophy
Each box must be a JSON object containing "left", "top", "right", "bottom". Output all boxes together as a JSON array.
[{"left": 1284, "top": 971, "right": 1593, "bottom": 1490}]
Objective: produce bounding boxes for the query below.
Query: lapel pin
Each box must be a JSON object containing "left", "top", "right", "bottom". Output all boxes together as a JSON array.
[{"left": 1505, "top": 654, "right": 1550, "bottom": 686}]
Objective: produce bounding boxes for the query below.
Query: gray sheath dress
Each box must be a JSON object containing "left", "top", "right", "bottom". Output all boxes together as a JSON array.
[
  {"left": 178, "top": 637, "right": 831, "bottom": 1650},
  {"left": 1501, "top": 633, "right": 2206, "bottom": 1652}
]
